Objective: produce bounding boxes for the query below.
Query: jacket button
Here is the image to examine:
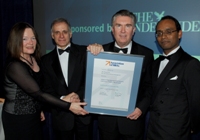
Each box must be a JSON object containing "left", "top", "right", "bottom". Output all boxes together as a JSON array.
[
  {"left": 165, "top": 88, "right": 169, "bottom": 91},
  {"left": 160, "top": 100, "right": 163, "bottom": 104}
]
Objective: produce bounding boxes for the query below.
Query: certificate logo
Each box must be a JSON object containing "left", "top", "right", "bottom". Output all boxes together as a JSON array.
[{"left": 106, "top": 60, "right": 124, "bottom": 67}]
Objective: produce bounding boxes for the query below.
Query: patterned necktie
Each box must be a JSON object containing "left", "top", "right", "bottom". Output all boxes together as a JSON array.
[
  {"left": 114, "top": 47, "right": 128, "bottom": 54},
  {"left": 58, "top": 47, "right": 70, "bottom": 55}
]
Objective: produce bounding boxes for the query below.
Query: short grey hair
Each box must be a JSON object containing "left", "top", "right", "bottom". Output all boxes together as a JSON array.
[{"left": 111, "top": 9, "right": 136, "bottom": 26}]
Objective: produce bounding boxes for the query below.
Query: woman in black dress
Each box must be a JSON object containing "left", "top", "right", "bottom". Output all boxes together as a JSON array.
[{"left": 2, "top": 22, "right": 88, "bottom": 140}]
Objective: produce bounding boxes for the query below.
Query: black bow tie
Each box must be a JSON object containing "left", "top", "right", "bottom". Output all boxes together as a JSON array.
[
  {"left": 159, "top": 55, "right": 171, "bottom": 60},
  {"left": 58, "top": 47, "right": 70, "bottom": 55},
  {"left": 114, "top": 47, "right": 128, "bottom": 54}
]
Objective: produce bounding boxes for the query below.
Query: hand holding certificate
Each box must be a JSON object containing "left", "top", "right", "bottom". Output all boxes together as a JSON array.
[{"left": 84, "top": 51, "right": 144, "bottom": 116}]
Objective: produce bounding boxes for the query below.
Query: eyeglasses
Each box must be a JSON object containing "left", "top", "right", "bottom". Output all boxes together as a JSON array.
[{"left": 156, "top": 29, "right": 177, "bottom": 37}]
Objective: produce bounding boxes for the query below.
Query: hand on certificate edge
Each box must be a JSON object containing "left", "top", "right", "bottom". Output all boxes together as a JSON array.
[
  {"left": 87, "top": 43, "right": 104, "bottom": 55},
  {"left": 127, "top": 107, "right": 142, "bottom": 120},
  {"left": 69, "top": 102, "right": 89, "bottom": 115}
]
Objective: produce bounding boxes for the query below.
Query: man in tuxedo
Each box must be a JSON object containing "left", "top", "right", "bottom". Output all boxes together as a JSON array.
[
  {"left": 98, "top": 9, "right": 154, "bottom": 140},
  {"left": 41, "top": 18, "right": 102, "bottom": 140},
  {"left": 135, "top": 15, "right": 200, "bottom": 139}
]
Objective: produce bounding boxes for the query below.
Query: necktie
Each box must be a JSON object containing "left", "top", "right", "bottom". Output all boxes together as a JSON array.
[
  {"left": 114, "top": 47, "right": 128, "bottom": 54},
  {"left": 159, "top": 55, "right": 171, "bottom": 60},
  {"left": 58, "top": 47, "right": 70, "bottom": 55}
]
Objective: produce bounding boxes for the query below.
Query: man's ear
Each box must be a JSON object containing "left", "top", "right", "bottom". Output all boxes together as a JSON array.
[
  {"left": 132, "top": 26, "right": 136, "bottom": 36},
  {"left": 51, "top": 32, "right": 54, "bottom": 39},
  {"left": 178, "top": 30, "right": 182, "bottom": 39},
  {"left": 69, "top": 32, "right": 72, "bottom": 39}
]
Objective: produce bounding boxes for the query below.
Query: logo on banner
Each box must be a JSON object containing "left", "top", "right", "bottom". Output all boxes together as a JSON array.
[
  {"left": 134, "top": 11, "right": 200, "bottom": 32},
  {"left": 154, "top": 11, "right": 165, "bottom": 21}
]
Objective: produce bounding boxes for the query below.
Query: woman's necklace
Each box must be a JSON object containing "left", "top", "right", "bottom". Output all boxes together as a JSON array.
[{"left": 20, "top": 56, "right": 33, "bottom": 66}]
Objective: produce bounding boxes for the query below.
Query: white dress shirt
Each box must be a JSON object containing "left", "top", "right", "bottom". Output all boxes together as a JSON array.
[{"left": 57, "top": 44, "right": 71, "bottom": 86}]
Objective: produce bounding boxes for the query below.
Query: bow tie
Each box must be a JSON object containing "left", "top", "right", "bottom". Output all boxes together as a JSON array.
[
  {"left": 114, "top": 47, "right": 128, "bottom": 54},
  {"left": 58, "top": 47, "right": 70, "bottom": 55},
  {"left": 159, "top": 55, "right": 172, "bottom": 60}
]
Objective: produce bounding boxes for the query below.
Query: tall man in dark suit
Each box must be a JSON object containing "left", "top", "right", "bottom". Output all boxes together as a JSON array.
[
  {"left": 98, "top": 9, "right": 154, "bottom": 140},
  {"left": 135, "top": 15, "right": 200, "bottom": 140},
  {"left": 41, "top": 18, "right": 102, "bottom": 140}
]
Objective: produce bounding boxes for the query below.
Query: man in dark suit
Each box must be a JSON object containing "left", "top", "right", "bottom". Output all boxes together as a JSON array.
[
  {"left": 98, "top": 9, "right": 154, "bottom": 140},
  {"left": 41, "top": 18, "right": 102, "bottom": 140},
  {"left": 135, "top": 15, "right": 200, "bottom": 140}
]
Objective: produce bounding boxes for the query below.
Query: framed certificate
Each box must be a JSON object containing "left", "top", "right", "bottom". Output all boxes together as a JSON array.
[{"left": 84, "top": 51, "right": 144, "bottom": 116}]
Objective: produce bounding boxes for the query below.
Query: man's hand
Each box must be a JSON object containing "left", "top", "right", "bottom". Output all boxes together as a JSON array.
[
  {"left": 69, "top": 102, "right": 89, "bottom": 115},
  {"left": 62, "top": 92, "right": 80, "bottom": 103},
  {"left": 87, "top": 43, "right": 104, "bottom": 55},
  {"left": 127, "top": 107, "right": 142, "bottom": 120},
  {"left": 0, "top": 98, "right": 5, "bottom": 103},
  {"left": 70, "top": 92, "right": 80, "bottom": 103},
  {"left": 40, "top": 111, "right": 45, "bottom": 121}
]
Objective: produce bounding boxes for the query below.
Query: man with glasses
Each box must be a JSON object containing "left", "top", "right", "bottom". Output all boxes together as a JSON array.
[{"left": 135, "top": 15, "right": 200, "bottom": 139}]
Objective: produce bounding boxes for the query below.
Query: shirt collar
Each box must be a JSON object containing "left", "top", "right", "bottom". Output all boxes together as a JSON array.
[
  {"left": 163, "top": 46, "right": 180, "bottom": 56},
  {"left": 114, "top": 41, "right": 132, "bottom": 50},
  {"left": 57, "top": 43, "right": 71, "bottom": 54}
]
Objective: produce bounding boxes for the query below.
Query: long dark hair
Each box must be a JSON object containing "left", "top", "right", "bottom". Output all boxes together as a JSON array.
[{"left": 7, "top": 22, "right": 41, "bottom": 62}]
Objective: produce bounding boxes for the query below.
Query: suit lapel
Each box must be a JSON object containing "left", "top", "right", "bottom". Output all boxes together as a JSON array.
[
  {"left": 151, "top": 48, "right": 183, "bottom": 104},
  {"left": 108, "top": 42, "right": 116, "bottom": 52},
  {"left": 51, "top": 49, "right": 68, "bottom": 88},
  {"left": 68, "top": 44, "right": 77, "bottom": 84},
  {"left": 153, "top": 48, "right": 184, "bottom": 97},
  {"left": 152, "top": 60, "right": 160, "bottom": 82},
  {"left": 130, "top": 41, "right": 138, "bottom": 54}
]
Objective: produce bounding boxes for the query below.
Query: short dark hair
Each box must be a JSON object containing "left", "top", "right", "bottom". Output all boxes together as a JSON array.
[
  {"left": 111, "top": 9, "right": 137, "bottom": 26},
  {"left": 51, "top": 18, "right": 71, "bottom": 32},
  {"left": 156, "top": 15, "right": 181, "bottom": 31},
  {"left": 7, "top": 22, "right": 41, "bottom": 61}
]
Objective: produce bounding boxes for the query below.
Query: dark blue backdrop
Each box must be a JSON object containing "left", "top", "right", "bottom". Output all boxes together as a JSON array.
[{"left": 34, "top": 0, "right": 200, "bottom": 60}]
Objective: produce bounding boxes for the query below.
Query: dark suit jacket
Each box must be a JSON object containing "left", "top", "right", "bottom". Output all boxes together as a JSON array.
[
  {"left": 98, "top": 41, "right": 154, "bottom": 136},
  {"left": 139, "top": 47, "right": 200, "bottom": 140},
  {"left": 41, "top": 43, "right": 90, "bottom": 131}
]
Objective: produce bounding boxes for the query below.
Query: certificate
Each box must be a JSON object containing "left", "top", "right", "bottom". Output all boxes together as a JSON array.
[{"left": 84, "top": 51, "right": 144, "bottom": 116}]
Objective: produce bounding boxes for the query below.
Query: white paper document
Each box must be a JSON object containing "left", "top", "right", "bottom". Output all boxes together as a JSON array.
[{"left": 90, "top": 58, "right": 135, "bottom": 111}]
